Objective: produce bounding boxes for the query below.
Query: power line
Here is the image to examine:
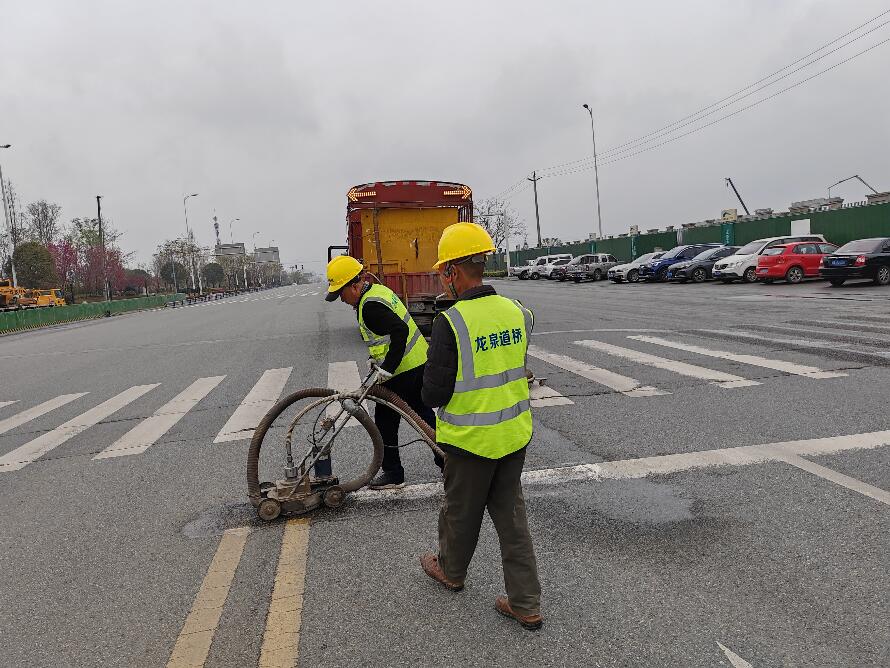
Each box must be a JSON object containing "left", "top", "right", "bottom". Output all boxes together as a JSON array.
[
  {"left": 537, "top": 36, "right": 890, "bottom": 179},
  {"left": 535, "top": 8, "right": 890, "bottom": 177}
]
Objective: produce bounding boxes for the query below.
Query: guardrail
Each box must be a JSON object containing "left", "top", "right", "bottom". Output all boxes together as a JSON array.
[
  {"left": 165, "top": 287, "right": 261, "bottom": 308},
  {"left": 0, "top": 293, "right": 188, "bottom": 335}
]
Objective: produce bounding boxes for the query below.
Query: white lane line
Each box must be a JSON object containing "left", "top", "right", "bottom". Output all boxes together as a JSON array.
[
  {"left": 528, "top": 345, "right": 667, "bottom": 397},
  {"left": 353, "top": 428, "right": 890, "bottom": 503},
  {"left": 628, "top": 335, "right": 848, "bottom": 379},
  {"left": 775, "top": 452, "right": 890, "bottom": 506},
  {"left": 0, "top": 394, "right": 88, "bottom": 435},
  {"left": 717, "top": 643, "right": 755, "bottom": 668},
  {"left": 95, "top": 376, "right": 226, "bottom": 459},
  {"left": 575, "top": 339, "right": 760, "bottom": 389},
  {"left": 214, "top": 368, "right": 293, "bottom": 443},
  {"left": 326, "top": 361, "right": 364, "bottom": 427},
  {"left": 0, "top": 385, "right": 159, "bottom": 472},
  {"left": 532, "top": 328, "right": 671, "bottom": 336},
  {"left": 529, "top": 383, "right": 574, "bottom": 407},
  {"left": 0, "top": 401, "right": 17, "bottom": 409}
]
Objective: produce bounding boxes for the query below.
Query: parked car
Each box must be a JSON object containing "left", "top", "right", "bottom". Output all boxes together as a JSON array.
[
  {"left": 819, "top": 237, "right": 890, "bottom": 286},
  {"left": 712, "top": 234, "right": 827, "bottom": 283},
  {"left": 667, "top": 246, "right": 740, "bottom": 282},
  {"left": 510, "top": 254, "right": 572, "bottom": 280},
  {"left": 540, "top": 257, "right": 573, "bottom": 279},
  {"left": 565, "top": 253, "right": 619, "bottom": 282},
  {"left": 638, "top": 244, "right": 722, "bottom": 282},
  {"left": 608, "top": 252, "right": 663, "bottom": 283},
  {"left": 756, "top": 241, "right": 838, "bottom": 283},
  {"left": 552, "top": 263, "right": 570, "bottom": 281}
]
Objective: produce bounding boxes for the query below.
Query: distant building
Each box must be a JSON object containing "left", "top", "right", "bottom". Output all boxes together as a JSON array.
[
  {"left": 215, "top": 243, "right": 246, "bottom": 259},
  {"left": 254, "top": 247, "right": 280, "bottom": 264}
]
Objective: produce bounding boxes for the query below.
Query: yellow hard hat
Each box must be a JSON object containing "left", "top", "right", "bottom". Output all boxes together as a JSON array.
[
  {"left": 433, "top": 222, "right": 496, "bottom": 269},
  {"left": 325, "top": 255, "right": 364, "bottom": 301}
]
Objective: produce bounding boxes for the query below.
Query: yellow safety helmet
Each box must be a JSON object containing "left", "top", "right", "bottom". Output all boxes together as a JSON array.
[
  {"left": 433, "top": 222, "right": 496, "bottom": 269},
  {"left": 325, "top": 255, "right": 364, "bottom": 301}
]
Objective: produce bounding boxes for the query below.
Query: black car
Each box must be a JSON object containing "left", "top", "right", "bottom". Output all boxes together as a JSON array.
[
  {"left": 668, "top": 245, "right": 740, "bottom": 283},
  {"left": 819, "top": 237, "right": 890, "bottom": 286}
]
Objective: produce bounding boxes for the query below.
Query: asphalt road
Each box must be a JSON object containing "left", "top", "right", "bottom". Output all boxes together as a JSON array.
[{"left": 0, "top": 277, "right": 888, "bottom": 667}]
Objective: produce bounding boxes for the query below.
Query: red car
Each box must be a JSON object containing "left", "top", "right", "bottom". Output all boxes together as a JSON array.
[{"left": 756, "top": 241, "right": 838, "bottom": 284}]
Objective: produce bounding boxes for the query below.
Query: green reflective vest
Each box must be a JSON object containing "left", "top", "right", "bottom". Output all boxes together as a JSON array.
[
  {"left": 435, "top": 294, "right": 534, "bottom": 458},
  {"left": 358, "top": 284, "right": 428, "bottom": 377}
]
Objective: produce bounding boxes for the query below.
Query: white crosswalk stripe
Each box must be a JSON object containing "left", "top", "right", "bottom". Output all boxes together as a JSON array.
[
  {"left": 575, "top": 339, "right": 760, "bottom": 389},
  {"left": 528, "top": 345, "right": 668, "bottom": 397},
  {"left": 0, "top": 385, "right": 159, "bottom": 472},
  {"left": 214, "top": 368, "right": 293, "bottom": 443},
  {"left": 326, "top": 361, "right": 365, "bottom": 427},
  {"left": 0, "top": 393, "right": 88, "bottom": 436},
  {"left": 0, "top": 401, "right": 18, "bottom": 410},
  {"left": 529, "top": 383, "right": 574, "bottom": 407},
  {"left": 627, "top": 335, "right": 848, "bottom": 379},
  {"left": 95, "top": 376, "right": 226, "bottom": 459}
]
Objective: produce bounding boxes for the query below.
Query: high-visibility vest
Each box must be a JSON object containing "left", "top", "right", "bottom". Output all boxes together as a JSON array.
[
  {"left": 435, "top": 294, "right": 533, "bottom": 458},
  {"left": 358, "top": 284, "right": 428, "bottom": 377}
]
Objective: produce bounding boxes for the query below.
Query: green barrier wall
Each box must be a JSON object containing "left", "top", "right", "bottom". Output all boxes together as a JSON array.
[
  {"left": 0, "top": 293, "right": 187, "bottom": 334},
  {"left": 486, "top": 201, "right": 890, "bottom": 270}
]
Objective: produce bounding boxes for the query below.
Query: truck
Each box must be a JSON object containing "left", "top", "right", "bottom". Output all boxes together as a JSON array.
[{"left": 329, "top": 180, "right": 474, "bottom": 334}]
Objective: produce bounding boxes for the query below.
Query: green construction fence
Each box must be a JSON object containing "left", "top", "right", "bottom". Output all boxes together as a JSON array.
[
  {"left": 0, "top": 293, "right": 187, "bottom": 335},
  {"left": 487, "top": 200, "right": 890, "bottom": 269}
]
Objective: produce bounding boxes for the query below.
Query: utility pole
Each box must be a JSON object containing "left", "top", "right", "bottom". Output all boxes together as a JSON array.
[
  {"left": 582, "top": 104, "right": 604, "bottom": 240},
  {"left": 527, "top": 171, "right": 542, "bottom": 247},
  {"left": 183, "top": 193, "right": 199, "bottom": 292},
  {"left": 97, "top": 195, "right": 110, "bottom": 301},
  {"left": 724, "top": 178, "right": 750, "bottom": 216},
  {"left": 0, "top": 144, "right": 17, "bottom": 288}
]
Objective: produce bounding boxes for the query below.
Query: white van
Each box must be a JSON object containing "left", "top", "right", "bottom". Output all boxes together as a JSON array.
[
  {"left": 510, "top": 254, "right": 572, "bottom": 280},
  {"left": 713, "top": 234, "right": 827, "bottom": 283}
]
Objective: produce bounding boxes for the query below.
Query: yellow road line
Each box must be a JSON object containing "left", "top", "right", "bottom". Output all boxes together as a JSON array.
[
  {"left": 167, "top": 527, "right": 251, "bottom": 668},
  {"left": 259, "top": 518, "right": 311, "bottom": 668}
]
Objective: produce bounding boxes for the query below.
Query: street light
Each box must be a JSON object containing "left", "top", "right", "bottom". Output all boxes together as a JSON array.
[
  {"left": 582, "top": 104, "right": 604, "bottom": 241},
  {"left": 228, "top": 218, "right": 240, "bottom": 243},
  {"left": 0, "top": 144, "right": 16, "bottom": 288},
  {"left": 183, "top": 193, "right": 199, "bottom": 291},
  {"left": 96, "top": 195, "right": 110, "bottom": 301}
]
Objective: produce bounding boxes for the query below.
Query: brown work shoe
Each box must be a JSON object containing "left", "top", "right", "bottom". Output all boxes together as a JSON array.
[
  {"left": 419, "top": 552, "right": 464, "bottom": 592},
  {"left": 495, "top": 595, "right": 543, "bottom": 630}
]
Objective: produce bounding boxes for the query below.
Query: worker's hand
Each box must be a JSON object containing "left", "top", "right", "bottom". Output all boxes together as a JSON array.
[{"left": 372, "top": 366, "right": 394, "bottom": 384}]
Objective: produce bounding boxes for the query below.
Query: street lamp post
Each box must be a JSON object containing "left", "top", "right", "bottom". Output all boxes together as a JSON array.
[
  {"left": 183, "top": 193, "right": 199, "bottom": 292},
  {"left": 228, "top": 218, "right": 239, "bottom": 243},
  {"left": 0, "top": 144, "right": 18, "bottom": 288},
  {"left": 582, "top": 104, "right": 603, "bottom": 241},
  {"left": 97, "top": 195, "right": 110, "bottom": 301}
]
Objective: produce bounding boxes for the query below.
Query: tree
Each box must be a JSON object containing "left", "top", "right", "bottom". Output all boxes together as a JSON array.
[
  {"left": 160, "top": 261, "right": 187, "bottom": 290},
  {"left": 124, "top": 268, "right": 152, "bottom": 294},
  {"left": 473, "top": 198, "right": 526, "bottom": 251},
  {"left": 202, "top": 262, "right": 224, "bottom": 287},
  {"left": 541, "top": 237, "right": 563, "bottom": 247},
  {"left": 4, "top": 241, "right": 57, "bottom": 288},
  {"left": 26, "top": 200, "right": 62, "bottom": 245}
]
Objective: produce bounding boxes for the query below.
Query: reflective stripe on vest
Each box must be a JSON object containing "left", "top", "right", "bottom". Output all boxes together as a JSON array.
[
  {"left": 358, "top": 284, "right": 428, "bottom": 377},
  {"left": 435, "top": 295, "right": 533, "bottom": 459}
]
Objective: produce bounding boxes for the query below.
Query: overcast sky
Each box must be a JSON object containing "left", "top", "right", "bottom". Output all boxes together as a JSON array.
[{"left": 2, "top": 0, "right": 888, "bottom": 269}]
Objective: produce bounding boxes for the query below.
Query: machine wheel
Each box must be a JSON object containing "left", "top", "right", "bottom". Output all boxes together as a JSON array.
[
  {"left": 742, "top": 267, "right": 758, "bottom": 283},
  {"left": 627, "top": 269, "right": 639, "bottom": 283},
  {"left": 785, "top": 266, "right": 804, "bottom": 284},
  {"left": 258, "top": 498, "right": 282, "bottom": 522},
  {"left": 247, "top": 388, "right": 385, "bottom": 510},
  {"left": 691, "top": 267, "right": 707, "bottom": 283},
  {"left": 829, "top": 278, "right": 846, "bottom": 287},
  {"left": 875, "top": 265, "right": 890, "bottom": 286},
  {"left": 323, "top": 485, "right": 346, "bottom": 509},
  {"left": 592, "top": 269, "right": 602, "bottom": 281}
]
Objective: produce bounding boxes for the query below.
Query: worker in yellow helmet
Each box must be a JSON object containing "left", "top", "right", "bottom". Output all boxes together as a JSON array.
[
  {"left": 418, "top": 223, "right": 542, "bottom": 630},
  {"left": 325, "top": 255, "right": 442, "bottom": 488}
]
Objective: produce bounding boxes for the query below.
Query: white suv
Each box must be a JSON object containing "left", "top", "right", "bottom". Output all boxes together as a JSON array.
[
  {"left": 713, "top": 234, "right": 827, "bottom": 283},
  {"left": 608, "top": 252, "right": 663, "bottom": 283},
  {"left": 511, "top": 254, "right": 572, "bottom": 280},
  {"left": 565, "top": 253, "right": 619, "bottom": 282}
]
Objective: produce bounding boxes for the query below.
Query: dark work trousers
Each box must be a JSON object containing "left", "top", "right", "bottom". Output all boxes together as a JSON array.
[
  {"left": 438, "top": 446, "right": 541, "bottom": 616},
  {"left": 375, "top": 364, "right": 438, "bottom": 476}
]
